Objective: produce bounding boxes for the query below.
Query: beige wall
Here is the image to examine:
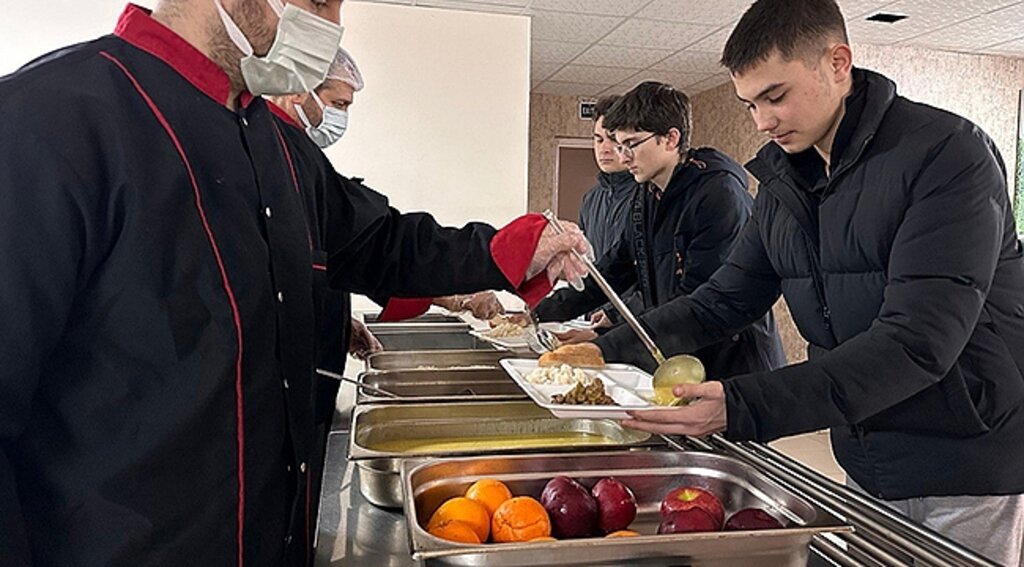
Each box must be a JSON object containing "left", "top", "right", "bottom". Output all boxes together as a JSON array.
[
  {"left": 338, "top": 3, "right": 530, "bottom": 313},
  {"left": 691, "top": 44, "right": 1024, "bottom": 363},
  {"left": 334, "top": 3, "right": 530, "bottom": 228},
  {"left": 528, "top": 93, "right": 595, "bottom": 213}
]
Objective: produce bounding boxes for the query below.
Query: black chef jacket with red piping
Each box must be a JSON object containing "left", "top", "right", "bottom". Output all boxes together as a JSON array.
[{"left": 0, "top": 5, "right": 549, "bottom": 566}]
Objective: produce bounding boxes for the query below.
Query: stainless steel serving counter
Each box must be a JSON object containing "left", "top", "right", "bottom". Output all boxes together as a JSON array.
[
  {"left": 316, "top": 430, "right": 857, "bottom": 567},
  {"left": 318, "top": 318, "right": 1000, "bottom": 567}
]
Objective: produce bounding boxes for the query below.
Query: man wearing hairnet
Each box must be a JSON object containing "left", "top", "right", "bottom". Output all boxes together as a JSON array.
[{"left": 267, "top": 48, "right": 504, "bottom": 361}]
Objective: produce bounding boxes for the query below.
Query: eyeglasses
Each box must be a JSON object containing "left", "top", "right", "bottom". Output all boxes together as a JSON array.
[{"left": 614, "top": 133, "right": 657, "bottom": 158}]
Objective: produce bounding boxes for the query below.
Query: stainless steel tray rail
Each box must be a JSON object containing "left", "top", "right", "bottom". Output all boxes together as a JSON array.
[{"left": 687, "top": 434, "right": 1001, "bottom": 567}]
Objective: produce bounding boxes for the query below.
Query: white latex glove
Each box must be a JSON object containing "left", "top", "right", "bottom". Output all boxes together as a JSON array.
[
  {"left": 349, "top": 318, "right": 383, "bottom": 360},
  {"left": 526, "top": 221, "right": 592, "bottom": 291}
]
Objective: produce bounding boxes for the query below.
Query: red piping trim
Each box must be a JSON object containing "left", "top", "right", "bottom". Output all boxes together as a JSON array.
[
  {"left": 312, "top": 263, "right": 327, "bottom": 272},
  {"left": 270, "top": 121, "right": 314, "bottom": 252},
  {"left": 268, "top": 100, "right": 303, "bottom": 130},
  {"left": 99, "top": 51, "right": 247, "bottom": 567},
  {"left": 305, "top": 468, "right": 312, "bottom": 562}
]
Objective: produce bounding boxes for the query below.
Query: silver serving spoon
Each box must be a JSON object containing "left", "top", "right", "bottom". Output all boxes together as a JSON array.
[{"left": 542, "top": 211, "right": 706, "bottom": 405}]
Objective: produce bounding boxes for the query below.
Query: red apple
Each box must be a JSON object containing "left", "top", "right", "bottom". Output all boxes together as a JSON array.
[
  {"left": 660, "top": 486, "right": 724, "bottom": 529},
  {"left": 724, "top": 508, "right": 784, "bottom": 531},
  {"left": 540, "top": 476, "right": 599, "bottom": 539},
  {"left": 591, "top": 477, "right": 637, "bottom": 534},
  {"left": 657, "top": 508, "right": 720, "bottom": 534}
]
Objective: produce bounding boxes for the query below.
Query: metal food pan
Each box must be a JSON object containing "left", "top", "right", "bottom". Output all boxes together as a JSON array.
[
  {"left": 364, "top": 312, "right": 465, "bottom": 325},
  {"left": 373, "top": 329, "right": 497, "bottom": 352},
  {"left": 355, "top": 368, "right": 528, "bottom": 404},
  {"left": 348, "top": 402, "right": 653, "bottom": 508},
  {"left": 364, "top": 349, "right": 522, "bottom": 372},
  {"left": 402, "top": 450, "right": 852, "bottom": 566}
]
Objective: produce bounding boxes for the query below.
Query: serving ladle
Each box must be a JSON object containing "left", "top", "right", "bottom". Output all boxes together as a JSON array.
[{"left": 541, "top": 211, "right": 705, "bottom": 406}]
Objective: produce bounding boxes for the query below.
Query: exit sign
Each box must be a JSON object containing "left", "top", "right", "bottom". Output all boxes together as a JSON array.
[{"left": 579, "top": 100, "right": 596, "bottom": 120}]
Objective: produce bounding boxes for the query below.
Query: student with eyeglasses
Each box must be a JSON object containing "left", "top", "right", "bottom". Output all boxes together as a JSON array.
[{"left": 537, "top": 81, "right": 787, "bottom": 383}]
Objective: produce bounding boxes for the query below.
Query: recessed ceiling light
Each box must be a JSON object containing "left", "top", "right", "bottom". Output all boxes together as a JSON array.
[{"left": 866, "top": 13, "right": 909, "bottom": 23}]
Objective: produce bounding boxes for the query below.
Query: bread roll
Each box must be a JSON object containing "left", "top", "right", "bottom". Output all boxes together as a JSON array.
[{"left": 538, "top": 343, "right": 605, "bottom": 368}]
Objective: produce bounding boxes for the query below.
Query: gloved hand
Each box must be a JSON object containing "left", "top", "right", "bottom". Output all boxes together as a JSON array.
[
  {"left": 463, "top": 291, "right": 504, "bottom": 320},
  {"left": 590, "top": 310, "right": 612, "bottom": 329},
  {"left": 526, "top": 221, "right": 592, "bottom": 291},
  {"left": 348, "top": 318, "right": 383, "bottom": 360}
]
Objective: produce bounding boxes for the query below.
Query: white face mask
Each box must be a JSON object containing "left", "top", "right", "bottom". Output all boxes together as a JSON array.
[
  {"left": 214, "top": 0, "right": 344, "bottom": 96},
  {"left": 295, "top": 93, "right": 348, "bottom": 148}
]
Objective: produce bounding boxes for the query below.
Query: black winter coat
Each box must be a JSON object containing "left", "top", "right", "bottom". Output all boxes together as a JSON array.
[
  {"left": 595, "top": 68, "right": 1024, "bottom": 500},
  {"left": 539, "top": 149, "right": 786, "bottom": 379}
]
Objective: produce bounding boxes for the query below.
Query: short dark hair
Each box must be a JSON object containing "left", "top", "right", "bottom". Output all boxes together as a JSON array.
[
  {"left": 602, "top": 82, "right": 691, "bottom": 155},
  {"left": 721, "top": 0, "right": 849, "bottom": 75},
  {"left": 593, "top": 95, "right": 620, "bottom": 121}
]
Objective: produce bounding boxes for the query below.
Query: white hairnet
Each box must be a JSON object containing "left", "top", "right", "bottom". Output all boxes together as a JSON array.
[{"left": 325, "top": 47, "right": 364, "bottom": 91}]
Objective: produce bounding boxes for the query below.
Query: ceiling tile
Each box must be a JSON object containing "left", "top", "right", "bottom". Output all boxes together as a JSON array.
[
  {"left": 530, "top": 10, "right": 625, "bottom": 43},
  {"left": 526, "top": 0, "right": 648, "bottom": 17},
  {"left": 531, "top": 62, "right": 563, "bottom": 82},
  {"left": 684, "top": 25, "right": 734, "bottom": 54},
  {"left": 906, "top": 2, "right": 1024, "bottom": 51},
  {"left": 532, "top": 40, "right": 590, "bottom": 64},
  {"left": 574, "top": 44, "right": 675, "bottom": 68},
  {"left": 424, "top": 0, "right": 528, "bottom": 5},
  {"left": 532, "top": 80, "right": 610, "bottom": 97},
  {"left": 848, "top": 0, "right": 1021, "bottom": 46},
  {"left": 601, "top": 19, "right": 717, "bottom": 50},
  {"left": 981, "top": 36, "right": 1024, "bottom": 57},
  {"left": 837, "top": 0, "right": 901, "bottom": 19},
  {"left": 650, "top": 50, "right": 724, "bottom": 74},
  {"left": 634, "top": 0, "right": 749, "bottom": 25},
  {"left": 550, "top": 65, "right": 642, "bottom": 84},
  {"left": 413, "top": 0, "right": 525, "bottom": 13}
]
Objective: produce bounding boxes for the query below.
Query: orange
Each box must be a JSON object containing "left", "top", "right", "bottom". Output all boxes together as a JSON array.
[
  {"left": 427, "top": 497, "right": 491, "bottom": 542},
  {"left": 528, "top": 536, "right": 557, "bottom": 542},
  {"left": 605, "top": 530, "right": 640, "bottom": 537},
  {"left": 427, "top": 519, "right": 482, "bottom": 544},
  {"left": 465, "top": 479, "right": 513, "bottom": 517},
  {"left": 491, "top": 496, "right": 551, "bottom": 543}
]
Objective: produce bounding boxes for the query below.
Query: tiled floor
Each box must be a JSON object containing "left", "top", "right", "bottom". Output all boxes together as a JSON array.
[{"left": 768, "top": 429, "right": 846, "bottom": 485}]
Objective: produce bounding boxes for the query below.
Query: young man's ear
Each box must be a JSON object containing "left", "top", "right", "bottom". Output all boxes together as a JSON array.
[
  {"left": 827, "top": 43, "right": 853, "bottom": 84},
  {"left": 664, "top": 128, "right": 682, "bottom": 153}
]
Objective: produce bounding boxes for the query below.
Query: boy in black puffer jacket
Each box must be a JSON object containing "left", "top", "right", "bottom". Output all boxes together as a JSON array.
[{"left": 592, "top": 0, "right": 1024, "bottom": 563}]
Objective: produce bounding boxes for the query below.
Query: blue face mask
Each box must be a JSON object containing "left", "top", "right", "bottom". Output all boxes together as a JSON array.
[{"left": 295, "top": 93, "right": 348, "bottom": 148}]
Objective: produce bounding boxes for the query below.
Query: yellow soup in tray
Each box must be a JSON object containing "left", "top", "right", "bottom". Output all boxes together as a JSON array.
[{"left": 368, "top": 431, "right": 620, "bottom": 453}]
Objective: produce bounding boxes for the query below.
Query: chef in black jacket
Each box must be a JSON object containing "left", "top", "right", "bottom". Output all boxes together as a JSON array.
[{"left": 0, "top": 2, "right": 588, "bottom": 566}]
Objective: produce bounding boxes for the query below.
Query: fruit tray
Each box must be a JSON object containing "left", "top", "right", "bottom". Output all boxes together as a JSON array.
[
  {"left": 500, "top": 358, "right": 661, "bottom": 419},
  {"left": 401, "top": 450, "right": 852, "bottom": 566},
  {"left": 347, "top": 401, "right": 652, "bottom": 508}
]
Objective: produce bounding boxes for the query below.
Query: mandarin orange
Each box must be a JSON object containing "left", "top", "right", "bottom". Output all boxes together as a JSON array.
[
  {"left": 605, "top": 530, "right": 641, "bottom": 537},
  {"left": 491, "top": 496, "right": 552, "bottom": 543},
  {"left": 465, "top": 479, "right": 513, "bottom": 517},
  {"left": 427, "top": 497, "right": 491, "bottom": 542},
  {"left": 427, "top": 519, "right": 482, "bottom": 544}
]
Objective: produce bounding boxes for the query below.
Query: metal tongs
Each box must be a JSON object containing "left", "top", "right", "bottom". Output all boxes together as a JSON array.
[
  {"left": 542, "top": 210, "right": 666, "bottom": 364},
  {"left": 316, "top": 368, "right": 400, "bottom": 399}
]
